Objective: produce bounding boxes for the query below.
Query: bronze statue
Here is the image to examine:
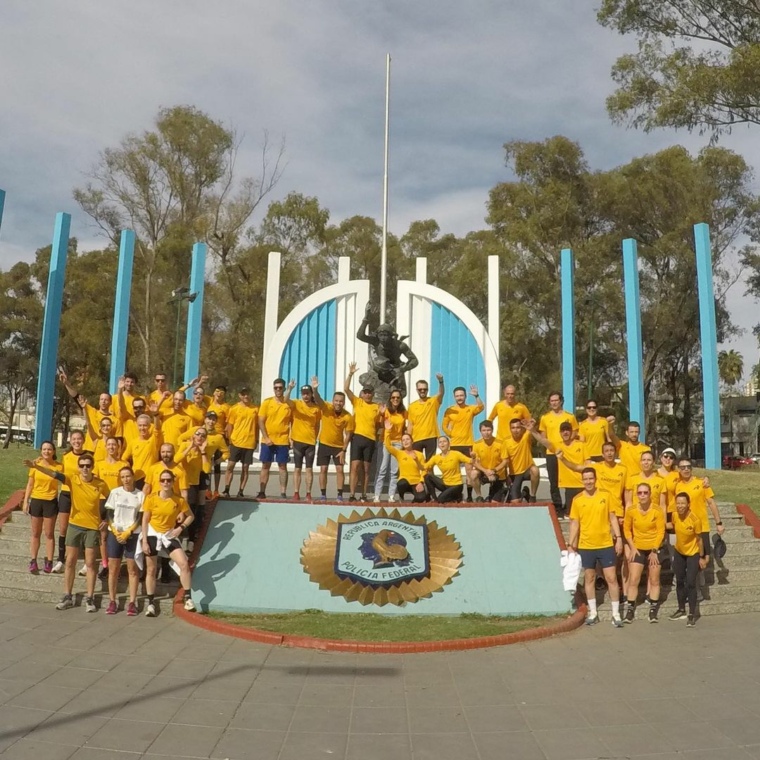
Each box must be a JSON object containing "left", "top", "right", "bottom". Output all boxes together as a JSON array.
[{"left": 356, "top": 304, "right": 418, "bottom": 403}]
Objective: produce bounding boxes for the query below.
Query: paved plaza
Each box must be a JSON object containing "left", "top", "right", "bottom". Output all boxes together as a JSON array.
[{"left": 0, "top": 599, "right": 759, "bottom": 760}]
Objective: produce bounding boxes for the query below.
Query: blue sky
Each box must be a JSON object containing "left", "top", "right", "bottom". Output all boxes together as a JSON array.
[{"left": 1, "top": 0, "right": 758, "bottom": 379}]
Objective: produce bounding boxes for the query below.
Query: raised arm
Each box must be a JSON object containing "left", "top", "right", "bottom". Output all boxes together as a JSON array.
[
  {"left": 58, "top": 370, "right": 80, "bottom": 402},
  {"left": 605, "top": 417, "right": 621, "bottom": 447},
  {"left": 23, "top": 459, "right": 65, "bottom": 484},
  {"left": 283, "top": 379, "right": 295, "bottom": 402},
  {"left": 344, "top": 363, "right": 359, "bottom": 404},
  {"left": 310, "top": 376, "right": 323, "bottom": 407},
  {"left": 356, "top": 303, "right": 375, "bottom": 345},
  {"left": 522, "top": 418, "right": 552, "bottom": 451},
  {"left": 434, "top": 373, "right": 445, "bottom": 404},
  {"left": 469, "top": 385, "right": 484, "bottom": 414}
]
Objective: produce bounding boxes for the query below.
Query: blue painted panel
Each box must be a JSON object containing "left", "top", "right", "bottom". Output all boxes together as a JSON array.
[
  {"left": 184, "top": 242, "right": 207, "bottom": 384},
  {"left": 279, "top": 300, "right": 337, "bottom": 396},
  {"left": 430, "top": 303, "right": 486, "bottom": 428},
  {"left": 561, "top": 248, "right": 575, "bottom": 411},
  {"left": 109, "top": 230, "right": 135, "bottom": 394},
  {"left": 0, "top": 189, "right": 6, "bottom": 234},
  {"left": 623, "top": 239, "right": 646, "bottom": 438},
  {"left": 193, "top": 502, "right": 570, "bottom": 616}
]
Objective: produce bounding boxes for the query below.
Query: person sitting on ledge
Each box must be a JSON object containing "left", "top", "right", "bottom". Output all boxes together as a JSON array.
[
  {"left": 423, "top": 436, "right": 470, "bottom": 503},
  {"left": 383, "top": 421, "right": 427, "bottom": 503}
]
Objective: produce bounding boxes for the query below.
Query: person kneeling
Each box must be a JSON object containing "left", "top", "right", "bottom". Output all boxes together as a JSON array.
[{"left": 423, "top": 436, "right": 470, "bottom": 503}]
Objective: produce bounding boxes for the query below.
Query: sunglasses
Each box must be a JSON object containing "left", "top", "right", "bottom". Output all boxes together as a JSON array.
[
  {"left": 679, "top": 465, "right": 692, "bottom": 470},
  {"left": 159, "top": 478, "right": 173, "bottom": 483},
  {"left": 636, "top": 490, "right": 650, "bottom": 495},
  {"left": 417, "top": 388, "right": 428, "bottom": 392},
  {"left": 586, "top": 405, "right": 597, "bottom": 410},
  {"left": 662, "top": 453, "right": 674, "bottom": 459},
  {"left": 155, "top": 378, "right": 166, "bottom": 383},
  {"left": 79, "top": 464, "right": 93, "bottom": 469}
]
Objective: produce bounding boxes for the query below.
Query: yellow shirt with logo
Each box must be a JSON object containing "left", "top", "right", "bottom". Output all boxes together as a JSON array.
[
  {"left": 227, "top": 403, "right": 259, "bottom": 449},
  {"left": 351, "top": 397, "right": 380, "bottom": 440},
  {"left": 624, "top": 506, "right": 665, "bottom": 550},
  {"left": 145, "top": 462, "right": 187, "bottom": 496},
  {"left": 318, "top": 402, "right": 355, "bottom": 448},
  {"left": 383, "top": 409, "right": 407, "bottom": 442},
  {"left": 626, "top": 472, "right": 666, "bottom": 511},
  {"left": 578, "top": 418, "right": 609, "bottom": 458},
  {"left": 472, "top": 439, "right": 506, "bottom": 477},
  {"left": 259, "top": 397, "right": 293, "bottom": 445},
  {"left": 569, "top": 490, "right": 615, "bottom": 550},
  {"left": 93, "top": 459, "right": 129, "bottom": 491},
  {"left": 617, "top": 440, "right": 651, "bottom": 477},
  {"left": 28, "top": 460, "right": 64, "bottom": 500},
  {"left": 592, "top": 462, "right": 628, "bottom": 517},
  {"left": 671, "top": 478, "right": 714, "bottom": 534},
  {"left": 291, "top": 400, "right": 321, "bottom": 446},
  {"left": 65, "top": 474, "right": 110, "bottom": 530},
  {"left": 425, "top": 450, "right": 470, "bottom": 487},
  {"left": 144, "top": 493, "right": 188, "bottom": 533},
  {"left": 673, "top": 510, "right": 703, "bottom": 556},
  {"left": 443, "top": 402, "right": 483, "bottom": 447},
  {"left": 84, "top": 404, "right": 122, "bottom": 450},
  {"left": 488, "top": 400, "right": 530, "bottom": 439},
  {"left": 384, "top": 436, "right": 426, "bottom": 484},
  {"left": 207, "top": 400, "right": 230, "bottom": 434},
  {"left": 538, "top": 411, "right": 578, "bottom": 451},
  {"left": 123, "top": 433, "right": 161, "bottom": 481},
  {"left": 407, "top": 397, "right": 441, "bottom": 442},
  {"left": 555, "top": 440, "right": 587, "bottom": 489},
  {"left": 60, "top": 450, "right": 83, "bottom": 494},
  {"left": 500, "top": 433, "right": 534, "bottom": 475}
]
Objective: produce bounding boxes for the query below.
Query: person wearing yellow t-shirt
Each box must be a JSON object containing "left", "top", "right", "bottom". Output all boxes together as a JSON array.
[
  {"left": 383, "top": 424, "right": 427, "bottom": 502},
  {"left": 407, "top": 374, "right": 445, "bottom": 460},
  {"left": 257, "top": 378, "right": 293, "bottom": 500},
  {"left": 202, "top": 412, "right": 229, "bottom": 497},
  {"left": 141, "top": 471, "right": 195, "bottom": 616},
  {"left": 487, "top": 384, "right": 530, "bottom": 440},
  {"left": 657, "top": 446, "right": 678, "bottom": 480},
  {"left": 22, "top": 441, "right": 63, "bottom": 575},
  {"left": 470, "top": 420, "right": 508, "bottom": 502},
  {"left": 577, "top": 400, "right": 610, "bottom": 461},
  {"left": 538, "top": 391, "right": 579, "bottom": 516},
  {"left": 115, "top": 378, "right": 153, "bottom": 445},
  {"left": 567, "top": 467, "right": 624, "bottom": 627},
  {"left": 92, "top": 436, "right": 128, "bottom": 579},
  {"left": 143, "top": 444, "right": 188, "bottom": 499},
  {"left": 374, "top": 391, "right": 408, "bottom": 503},
  {"left": 156, "top": 391, "right": 193, "bottom": 450},
  {"left": 443, "top": 385, "right": 484, "bottom": 502},
  {"left": 122, "top": 414, "right": 162, "bottom": 489},
  {"left": 207, "top": 385, "right": 231, "bottom": 491},
  {"left": 87, "top": 416, "right": 118, "bottom": 464},
  {"left": 624, "top": 482, "right": 666, "bottom": 623},
  {"left": 501, "top": 418, "right": 540, "bottom": 502},
  {"left": 607, "top": 419, "right": 651, "bottom": 475},
  {"left": 532, "top": 420, "right": 586, "bottom": 518},
  {"left": 313, "top": 382, "right": 355, "bottom": 500},
  {"left": 148, "top": 372, "right": 170, "bottom": 407},
  {"left": 345, "top": 363, "right": 381, "bottom": 502},
  {"left": 424, "top": 437, "right": 471, "bottom": 503},
  {"left": 53, "top": 430, "right": 88, "bottom": 573},
  {"left": 176, "top": 428, "right": 211, "bottom": 544},
  {"left": 222, "top": 388, "right": 259, "bottom": 498},
  {"left": 111, "top": 371, "right": 144, "bottom": 419},
  {"left": 667, "top": 492, "right": 707, "bottom": 626},
  {"left": 624, "top": 451, "right": 667, "bottom": 513},
  {"left": 58, "top": 370, "right": 122, "bottom": 449},
  {"left": 285, "top": 379, "right": 322, "bottom": 501},
  {"left": 25, "top": 452, "right": 110, "bottom": 613}
]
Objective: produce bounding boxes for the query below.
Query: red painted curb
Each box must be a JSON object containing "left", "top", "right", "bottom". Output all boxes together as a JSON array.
[
  {"left": 736, "top": 503, "right": 760, "bottom": 538},
  {"left": 0, "top": 490, "right": 25, "bottom": 529}
]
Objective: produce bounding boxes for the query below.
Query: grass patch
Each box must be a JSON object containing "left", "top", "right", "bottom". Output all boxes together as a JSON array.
[
  {"left": 205, "top": 609, "right": 566, "bottom": 641},
  {"left": 695, "top": 467, "right": 760, "bottom": 517},
  {"left": 0, "top": 443, "right": 33, "bottom": 507}
]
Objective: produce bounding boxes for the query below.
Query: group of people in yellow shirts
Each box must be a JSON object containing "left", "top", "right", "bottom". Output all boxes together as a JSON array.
[{"left": 21, "top": 370, "right": 721, "bottom": 625}]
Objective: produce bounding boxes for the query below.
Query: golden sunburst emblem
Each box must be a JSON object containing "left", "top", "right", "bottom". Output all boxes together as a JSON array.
[{"left": 301, "top": 508, "right": 463, "bottom": 606}]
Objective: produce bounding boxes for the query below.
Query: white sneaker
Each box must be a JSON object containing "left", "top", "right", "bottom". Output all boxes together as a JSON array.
[
  {"left": 373, "top": 494, "right": 381, "bottom": 503},
  {"left": 84, "top": 597, "right": 96, "bottom": 613},
  {"left": 145, "top": 602, "right": 157, "bottom": 617},
  {"left": 52, "top": 560, "right": 64, "bottom": 574},
  {"left": 183, "top": 597, "right": 196, "bottom": 612},
  {"left": 78, "top": 565, "right": 87, "bottom": 577}
]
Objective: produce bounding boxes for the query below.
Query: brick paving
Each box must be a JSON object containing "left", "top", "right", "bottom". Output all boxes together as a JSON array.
[{"left": 1, "top": 599, "right": 760, "bottom": 759}]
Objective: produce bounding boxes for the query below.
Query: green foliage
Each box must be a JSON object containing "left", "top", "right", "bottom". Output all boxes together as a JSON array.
[{"left": 598, "top": 0, "right": 760, "bottom": 137}]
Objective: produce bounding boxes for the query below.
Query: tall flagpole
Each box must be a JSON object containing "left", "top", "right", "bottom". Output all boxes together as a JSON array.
[{"left": 380, "top": 53, "right": 391, "bottom": 322}]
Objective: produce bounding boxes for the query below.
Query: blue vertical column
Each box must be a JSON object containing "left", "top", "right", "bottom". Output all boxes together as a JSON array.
[
  {"left": 0, "top": 189, "right": 6, "bottom": 235},
  {"left": 109, "top": 230, "right": 136, "bottom": 394},
  {"left": 694, "top": 223, "right": 721, "bottom": 469},
  {"left": 184, "top": 242, "right": 207, "bottom": 383},
  {"left": 560, "top": 248, "right": 575, "bottom": 411},
  {"left": 34, "top": 213, "right": 71, "bottom": 447},
  {"left": 623, "top": 238, "right": 645, "bottom": 439}
]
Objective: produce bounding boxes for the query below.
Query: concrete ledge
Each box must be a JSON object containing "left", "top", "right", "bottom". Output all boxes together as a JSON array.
[
  {"left": 0, "top": 490, "right": 24, "bottom": 529},
  {"left": 736, "top": 503, "right": 760, "bottom": 538}
]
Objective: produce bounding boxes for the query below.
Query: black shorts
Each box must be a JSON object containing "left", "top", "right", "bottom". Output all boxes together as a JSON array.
[
  {"left": 451, "top": 445, "right": 471, "bottom": 457},
  {"left": 187, "top": 484, "right": 207, "bottom": 507},
  {"left": 351, "top": 434, "right": 376, "bottom": 463},
  {"left": 630, "top": 548, "right": 658, "bottom": 566},
  {"left": 213, "top": 449, "right": 222, "bottom": 475},
  {"left": 293, "top": 441, "right": 316, "bottom": 469},
  {"left": 229, "top": 445, "right": 254, "bottom": 466},
  {"left": 107, "top": 532, "right": 138, "bottom": 560},
  {"left": 57, "top": 492, "right": 72, "bottom": 515},
  {"left": 317, "top": 444, "right": 343, "bottom": 467},
  {"left": 29, "top": 498, "right": 57, "bottom": 519},
  {"left": 412, "top": 438, "right": 437, "bottom": 460},
  {"left": 145, "top": 535, "right": 183, "bottom": 555},
  {"left": 134, "top": 478, "right": 145, "bottom": 491}
]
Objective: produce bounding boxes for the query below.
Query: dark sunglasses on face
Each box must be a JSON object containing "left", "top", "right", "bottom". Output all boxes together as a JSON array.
[
  {"left": 586, "top": 405, "right": 597, "bottom": 410},
  {"left": 159, "top": 478, "right": 173, "bottom": 483}
]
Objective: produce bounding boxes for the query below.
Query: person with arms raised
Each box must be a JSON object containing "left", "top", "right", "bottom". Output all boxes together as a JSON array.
[
  {"left": 443, "top": 385, "right": 484, "bottom": 502},
  {"left": 222, "top": 387, "right": 258, "bottom": 498},
  {"left": 407, "top": 374, "right": 445, "bottom": 460},
  {"left": 257, "top": 378, "right": 293, "bottom": 500},
  {"left": 313, "top": 380, "right": 354, "bottom": 501},
  {"left": 286, "top": 379, "right": 322, "bottom": 501},
  {"left": 538, "top": 392, "right": 578, "bottom": 517},
  {"left": 344, "top": 363, "right": 382, "bottom": 502}
]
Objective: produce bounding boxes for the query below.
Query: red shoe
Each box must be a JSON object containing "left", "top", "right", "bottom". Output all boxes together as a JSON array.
[
  {"left": 292, "top": 493, "right": 301, "bottom": 501},
  {"left": 205, "top": 489, "right": 213, "bottom": 500},
  {"left": 106, "top": 600, "right": 118, "bottom": 615},
  {"left": 126, "top": 602, "right": 138, "bottom": 617}
]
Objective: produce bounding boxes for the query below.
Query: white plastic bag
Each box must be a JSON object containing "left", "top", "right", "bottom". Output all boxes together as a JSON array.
[{"left": 560, "top": 549, "right": 582, "bottom": 591}]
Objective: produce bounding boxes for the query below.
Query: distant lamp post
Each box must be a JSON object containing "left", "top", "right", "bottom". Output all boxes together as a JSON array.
[{"left": 169, "top": 287, "right": 197, "bottom": 388}]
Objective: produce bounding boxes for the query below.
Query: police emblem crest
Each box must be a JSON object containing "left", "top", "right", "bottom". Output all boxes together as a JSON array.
[{"left": 301, "top": 508, "right": 463, "bottom": 606}]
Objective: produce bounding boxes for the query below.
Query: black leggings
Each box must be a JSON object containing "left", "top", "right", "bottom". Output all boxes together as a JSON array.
[
  {"left": 545, "top": 454, "right": 562, "bottom": 511},
  {"left": 398, "top": 479, "right": 427, "bottom": 503},
  {"left": 413, "top": 438, "right": 437, "bottom": 461},
  {"left": 673, "top": 550, "right": 700, "bottom": 615},
  {"left": 424, "top": 474, "right": 463, "bottom": 503}
]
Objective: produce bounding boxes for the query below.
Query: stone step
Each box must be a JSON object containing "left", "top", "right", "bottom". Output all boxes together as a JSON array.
[{"left": 593, "top": 598, "right": 760, "bottom": 620}]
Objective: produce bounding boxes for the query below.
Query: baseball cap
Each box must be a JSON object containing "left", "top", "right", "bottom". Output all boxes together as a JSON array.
[
  {"left": 205, "top": 411, "right": 218, "bottom": 419},
  {"left": 362, "top": 387, "right": 374, "bottom": 393},
  {"left": 301, "top": 385, "right": 312, "bottom": 393},
  {"left": 661, "top": 447, "right": 677, "bottom": 456}
]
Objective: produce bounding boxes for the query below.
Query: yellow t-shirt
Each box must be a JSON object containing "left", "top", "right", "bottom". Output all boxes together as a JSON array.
[
  {"left": 28, "top": 460, "right": 64, "bottom": 500},
  {"left": 110, "top": 392, "right": 144, "bottom": 419},
  {"left": 161, "top": 411, "right": 193, "bottom": 449},
  {"left": 144, "top": 493, "right": 188, "bottom": 534},
  {"left": 60, "top": 450, "right": 83, "bottom": 493},
  {"left": 626, "top": 472, "right": 666, "bottom": 511},
  {"left": 569, "top": 490, "right": 615, "bottom": 550},
  {"left": 624, "top": 506, "right": 665, "bottom": 550},
  {"left": 407, "top": 397, "right": 442, "bottom": 442},
  {"left": 183, "top": 403, "right": 208, "bottom": 427},
  {"left": 66, "top": 474, "right": 110, "bottom": 530},
  {"left": 500, "top": 433, "right": 534, "bottom": 475},
  {"left": 578, "top": 418, "right": 609, "bottom": 458},
  {"left": 488, "top": 401, "right": 530, "bottom": 439},
  {"left": 383, "top": 409, "right": 407, "bottom": 442},
  {"left": 555, "top": 440, "right": 586, "bottom": 489},
  {"left": 351, "top": 397, "right": 380, "bottom": 440},
  {"left": 227, "top": 403, "right": 259, "bottom": 449},
  {"left": 85, "top": 404, "right": 122, "bottom": 449},
  {"left": 425, "top": 450, "right": 470, "bottom": 487},
  {"left": 385, "top": 437, "right": 426, "bottom": 484},
  {"left": 673, "top": 510, "right": 704, "bottom": 556},
  {"left": 123, "top": 433, "right": 161, "bottom": 481},
  {"left": 671, "top": 478, "right": 714, "bottom": 534},
  {"left": 176, "top": 432, "right": 206, "bottom": 486},
  {"left": 538, "top": 411, "right": 578, "bottom": 451},
  {"left": 592, "top": 462, "right": 628, "bottom": 518},
  {"left": 617, "top": 440, "right": 651, "bottom": 476},
  {"left": 145, "top": 462, "right": 187, "bottom": 496},
  {"left": 204, "top": 433, "right": 229, "bottom": 472},
  {"left": 664, "top": 470, "right": 681, "bottom": 512},
  {"left": 318, "top": 402, "right": 355, "bottom": 448},
  {"left": 93, "top": 459, "right": 129, "bottom": 491},
  {"left": 207, "top": 400, "right": 230, "bottom": 434},
  {"left": 258, "top": 397, "right": 293, "bottom": 446},
  {"left": 443, "top": 403, "right": 483, "bottom": 447},
  {"left": 291, "top": 400, "right": 321, "bottom": 446},
  {"left": 472, "top": 439, "right": 506, "bottom": 476}
]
